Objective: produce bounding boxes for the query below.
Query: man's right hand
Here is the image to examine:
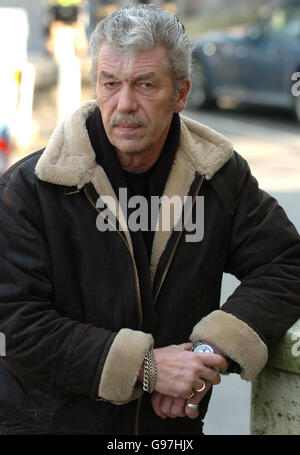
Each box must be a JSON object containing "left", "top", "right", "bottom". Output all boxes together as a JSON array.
[{"left": 153, "top": 342, "right": 228, "bottom": 399}]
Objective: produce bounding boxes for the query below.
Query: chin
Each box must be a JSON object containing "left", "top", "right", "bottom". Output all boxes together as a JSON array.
[{"left": 113, "top": 139, "right": 149, "bottom": 155}]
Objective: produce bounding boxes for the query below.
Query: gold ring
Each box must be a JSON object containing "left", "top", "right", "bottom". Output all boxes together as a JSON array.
[
  {"left": 195, "top": 379, "right": 206, "bottom": 393},
  {"left": 187, "top": 390, "right": 195, "bottom": 399}
]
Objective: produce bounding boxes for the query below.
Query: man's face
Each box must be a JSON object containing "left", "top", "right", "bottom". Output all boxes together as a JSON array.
[{"left": 96, "top": 43, "right": 189, "bottom": 160}]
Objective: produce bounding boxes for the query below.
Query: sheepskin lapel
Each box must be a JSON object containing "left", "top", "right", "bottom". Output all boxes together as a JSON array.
[
  {"left": 35, "top": 101, "right": 97, "bottom": 188},
  {"left": 149, "top": 150, "right": 196, "bottom": 285},
  {"left": 35, "top": 101, "right": 133, "bottom": 254},
  {"left": 149, "top": 116, "right": 233, "bottom": 284},
  {"left": 89, "top": 165, "right": 134, "bottom": 256},
  {"left": 35, "top": 101, "right": 233, "bottom": 281}
]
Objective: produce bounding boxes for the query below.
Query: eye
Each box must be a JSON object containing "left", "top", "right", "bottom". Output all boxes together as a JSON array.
[
  {"left": 139, "top": 82, "right": 153, "bottom": 89},
  {"left": 104, "top": 81, "right": 119, "bottom": 89}
]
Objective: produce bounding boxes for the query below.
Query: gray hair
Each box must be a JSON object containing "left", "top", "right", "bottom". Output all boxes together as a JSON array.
[{"left": 88, "top": 3, "right": 192, "bottom": 92}]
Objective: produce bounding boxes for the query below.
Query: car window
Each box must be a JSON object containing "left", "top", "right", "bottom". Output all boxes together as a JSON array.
[
  {"left": 283, "top": 13, "right": 300, "bottom": 39},
  {"left": 261, "top": 6, "right": 300, "bottom": 41}
]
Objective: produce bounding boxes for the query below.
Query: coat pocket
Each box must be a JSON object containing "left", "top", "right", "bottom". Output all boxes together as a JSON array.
[{"left": 0, "top": 360, "right": 55, "bottom": 429}]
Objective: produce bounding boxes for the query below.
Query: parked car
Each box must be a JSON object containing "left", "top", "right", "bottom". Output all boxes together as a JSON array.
[{"left": 188, "top": 1, "right": 300, "bottom": 121}]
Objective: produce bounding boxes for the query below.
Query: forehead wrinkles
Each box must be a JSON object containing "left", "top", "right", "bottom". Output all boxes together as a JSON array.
[{"left": 97, "top": 44, "right": 170, "bottom": 80}]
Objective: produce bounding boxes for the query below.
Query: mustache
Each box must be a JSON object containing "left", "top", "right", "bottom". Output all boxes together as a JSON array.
[{"left": 110, "top": 115, "right": 148, "bottom": 128}]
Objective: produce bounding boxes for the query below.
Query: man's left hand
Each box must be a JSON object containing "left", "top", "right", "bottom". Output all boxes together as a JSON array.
[{"left": 151, "top": 381, "right": 212, "bottom": 419}]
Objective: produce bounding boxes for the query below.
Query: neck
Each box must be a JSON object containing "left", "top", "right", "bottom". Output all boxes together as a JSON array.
[{"left": 115, "top": 147, "right": 162, "bottom": 173}]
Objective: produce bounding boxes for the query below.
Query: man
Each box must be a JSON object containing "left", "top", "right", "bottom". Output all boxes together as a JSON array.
[
  {"left": 0, "top": 4, "right": 299, "bottom": 435},
  {"left": 46, "top": 0, "right": 88, "bottom": 57}
]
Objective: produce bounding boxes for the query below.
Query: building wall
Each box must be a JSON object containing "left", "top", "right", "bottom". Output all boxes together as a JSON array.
[{"left": 0, "top": 0, "right": 46, "bottom": 54}]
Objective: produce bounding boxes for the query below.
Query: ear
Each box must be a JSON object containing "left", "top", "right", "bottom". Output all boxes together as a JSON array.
[{"left": 173, "top": 78, "right": 191, "bottom": 113}]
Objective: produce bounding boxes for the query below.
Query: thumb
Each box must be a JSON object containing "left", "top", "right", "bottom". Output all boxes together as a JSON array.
[{"left": 176, "top": 342, "right": 193, "bottom": 351}]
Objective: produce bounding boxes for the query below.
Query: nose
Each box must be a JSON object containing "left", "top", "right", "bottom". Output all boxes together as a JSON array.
[{"left": 117, "top": 84, "right": 138, "bottom": 114}]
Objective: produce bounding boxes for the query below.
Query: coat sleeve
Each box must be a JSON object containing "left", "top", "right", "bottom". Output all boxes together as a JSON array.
[
  {"left": 0, "top": 169, "right": 153, "bottom": 404},
  {"left": 190, "top": 153, "right": 300, "bottom": 380}
]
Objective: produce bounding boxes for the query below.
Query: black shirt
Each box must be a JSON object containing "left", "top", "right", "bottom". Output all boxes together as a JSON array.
[
  {"left": 86, "top": 107, "right": 181, "bottom": 332},
  {"left": 86, "top": 107, "right": 181, "bottom": 261}
]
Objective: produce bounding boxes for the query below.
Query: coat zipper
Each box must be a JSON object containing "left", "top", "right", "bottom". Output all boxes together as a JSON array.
[
  {"left": 83, "top": 187, "right": 143, "bottom": 435},
  {"left": 83, "top": 187, "right": 143, "bottom": 330},
  {"left": 84, "top": 175, "right": 204, "bottom": 435},
  {"left": 153, "top": 174, "right": 205, "bottom": 305},
  {"left": 136, "top": 174, "right": 204, "bottom": 434}
]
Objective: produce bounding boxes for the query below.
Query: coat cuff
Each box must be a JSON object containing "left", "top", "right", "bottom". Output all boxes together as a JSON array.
[
  {"left": 98, "top": 328, "right": 154, "bottom": 405},
  {"left": 189, "top": 310, "right": 268, "bottom": 381}
]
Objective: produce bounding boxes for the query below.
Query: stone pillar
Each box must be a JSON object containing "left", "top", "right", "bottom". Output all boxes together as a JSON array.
[{"left": 250, "top": 319, "right": 300, "bottom": 435}]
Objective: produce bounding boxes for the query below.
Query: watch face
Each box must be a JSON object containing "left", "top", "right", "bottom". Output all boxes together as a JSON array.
[{"left": 192, "top": 343, "right": 214, "bottom": 354}]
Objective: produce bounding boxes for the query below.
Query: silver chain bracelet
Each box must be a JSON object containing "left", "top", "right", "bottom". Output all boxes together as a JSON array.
[{"left": 142, "top": 347, "right": 157, "bottom": 394}]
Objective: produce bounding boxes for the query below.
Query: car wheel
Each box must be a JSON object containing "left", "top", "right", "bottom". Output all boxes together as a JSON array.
[{"left": 187, "top": 60, "right": 215, "bottom": 110}]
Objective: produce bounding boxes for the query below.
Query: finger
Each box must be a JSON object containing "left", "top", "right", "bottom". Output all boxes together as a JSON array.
[
  {"left": 191, "top": 380, "right": 212, "bottom": 403},
  {"left": 198, "top": 353, "right": 229, "bottom": 372},
  {"left": 198, "top": 366, "right": 221, "bottom": 385},
  {"left": 175, "top": 342, "right": 193, "bottom": 351},
  {"left": 185, "top": 382, "right": 212, "bottom": 419},
  {"left": 184, "top": 400, "right": 199, "bottom": 419},
  {"left": 160, "top": 395, "right": 177, "bottom": 418},
  {"left": 170, "top": 397, "right": 186, "bottom": 418},
  {"left": 193, "top": 378, "right": 207, "bottom": 393},
  {"left": 151, "top": 392, "right": 167, "bottom": 419},
  {"left": 192, "top": 354, "right": 228, "bottom": 384}
]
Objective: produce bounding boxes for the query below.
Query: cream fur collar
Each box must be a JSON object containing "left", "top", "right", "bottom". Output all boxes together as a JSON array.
[
  {"left": 35, "top": 101, "right": 233, "bottom": 283},
  {"left": 35, "top": 100, "right": 233, "bottom": 188}
]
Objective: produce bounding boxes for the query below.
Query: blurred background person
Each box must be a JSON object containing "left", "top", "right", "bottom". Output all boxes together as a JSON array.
[
  {"left": 46, "top": 0, "right": 88, "bottom": 57},
  {"left": 45, "top": 0, "right": 88, "bottom": 121}
]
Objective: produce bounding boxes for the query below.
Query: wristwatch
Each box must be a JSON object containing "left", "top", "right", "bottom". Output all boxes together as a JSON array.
[
  {"left": 191, "top": 340, "right": 241, "bottom": 375},
  {"left": 192, "top": 341, "right": 214, "bottom": 354}
]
